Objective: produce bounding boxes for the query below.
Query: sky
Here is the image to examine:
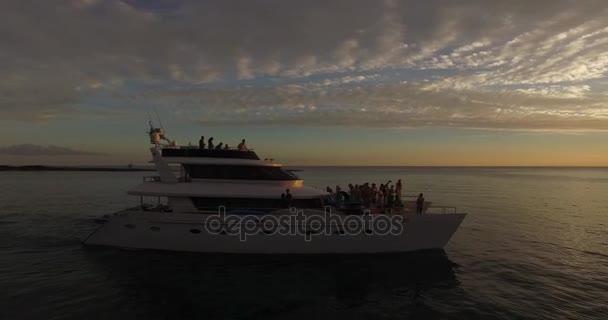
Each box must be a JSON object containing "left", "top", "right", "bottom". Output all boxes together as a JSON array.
[{"left": 1, "top": 0, "right": 607, "bottom": 166}]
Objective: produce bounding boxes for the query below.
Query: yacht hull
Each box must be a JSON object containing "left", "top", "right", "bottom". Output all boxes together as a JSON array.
[{"left": 84, "top": 212, "right": 466, "bottom": 254}]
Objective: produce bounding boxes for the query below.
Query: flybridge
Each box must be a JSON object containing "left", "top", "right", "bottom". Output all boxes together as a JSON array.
[
  {"left": 146, "top": 117, "right": 260, "bottom": 160},
  {"left": 161, "top": 148, "right": 260, "bottom": 160}
]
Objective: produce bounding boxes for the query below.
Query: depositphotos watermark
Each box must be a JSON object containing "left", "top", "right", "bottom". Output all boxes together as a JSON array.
[{"left": 202, "top": 207, "right": 404, "bottom": 241}]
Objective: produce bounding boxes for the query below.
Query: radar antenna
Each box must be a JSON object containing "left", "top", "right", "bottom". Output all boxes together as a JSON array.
[
  {"left": 147, "top": 108, "right": 175, "bottom": 146},
  {"left": 147, "top": 110, "right": 154, "bottom": 134},
  {"left": 154, "top": 108, "right": 165, "bottom": 132}
]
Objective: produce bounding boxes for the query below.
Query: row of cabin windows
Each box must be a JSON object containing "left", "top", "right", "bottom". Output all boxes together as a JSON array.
[
  {"left": 190, "top": 197, "right": 323, "bottom": 209},
  {"left": 124, "top": 225, "right": 358, "bottom": 235},
  {"left": 182, "top": 164, "right": 299, "bottom": 180},
  {"left": 162, "top": 148, "right": 260, "bottom": 160}
]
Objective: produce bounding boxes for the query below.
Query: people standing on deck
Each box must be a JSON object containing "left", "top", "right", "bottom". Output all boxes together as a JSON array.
[
  {"left": 215, "top": 142, "right": 224, "bottom": 150},
  {"left": 361, "top": 183, "right": 369, "bottom": 207},
  {"left": 371, "top": 183, "right": 378, "bottom": 206},
  {"left": 380, "top": 183, "right": 387, "bottom": 208},
  {"left": 198, "top": 136, "right": 205, "bottom": 149},
  {"left": 285, "top": 189, "right": 293, "bottom": 207},
  {"left": 207, "top": 137, "right": 214, "bottom": 149},
  {"left": 359, "top": 184, "right": 365, "bottom": 206},
  {"left": 340, "top": 178, "right": 413, "bottom": 212},
  {"left": 224, "top": 144, "right": 230, "bottom": 150},
  {"left": 416, "top": 193, "right": 425, "bottom": 214},
  {"left": 324, "top": 186, "right": 334, "bottom": 205},
  {"left": 281, "top": 193, "right": 287, "bottom": 208},
  {"left": 396, "top": 179, "right": 403, "bottom": 199},
  {"left": 385, "top": 180, "right": 392, "bottom": 193},
  {"left": 378, "top": 187, "right": 385, "bottom": 209},
  {"left": 326, "top": 186, "right": 334, "bottom": 195},
  {"left": 238, "top": 139, "right": 249, "bottom": 151},
  {"left": 335, "top": 185, "right": 342, "bottom": 205},
  {"left": 387, "top": 186, "right": 395, "bottom": 209},
  {"left": 381, "top": 183, "right": 388, "bottom": 207}
]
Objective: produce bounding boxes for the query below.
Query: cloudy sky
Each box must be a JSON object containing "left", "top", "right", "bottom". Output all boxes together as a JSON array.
[{"left": 1, "top": 0, "right": 607, "bottom": 165}]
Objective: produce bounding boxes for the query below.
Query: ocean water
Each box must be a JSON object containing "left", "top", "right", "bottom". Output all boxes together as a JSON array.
[{"left": 1, "top": 167, "right": 607, "bottom": 319}]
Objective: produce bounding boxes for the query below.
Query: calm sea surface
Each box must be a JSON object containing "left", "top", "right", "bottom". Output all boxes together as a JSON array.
[{"left": 1, "top": 167, "right": 607, "bottom": 319}]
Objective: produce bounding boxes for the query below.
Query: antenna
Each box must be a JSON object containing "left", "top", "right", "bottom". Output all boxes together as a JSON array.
[
  {"left": 154, "top": 108, "right": 165, "bottom": 132},
  {"left": 146, "top": 110, "right": 154, "bottom": 133}
]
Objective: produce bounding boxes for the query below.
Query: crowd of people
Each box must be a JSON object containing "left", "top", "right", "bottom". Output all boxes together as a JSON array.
[
  {"left": 324, "top": 179, "right": 425, "bottom": 213},
  {"left": 327, "top": 179, "right": 404, "bottom": 209},
  {"left": 198, "top": 136, "right": 250, "bottom": 151}
]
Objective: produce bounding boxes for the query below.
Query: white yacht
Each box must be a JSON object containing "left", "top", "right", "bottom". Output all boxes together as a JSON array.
[{"left": 84, "top": 124, "right": 466, "bottom": 254}]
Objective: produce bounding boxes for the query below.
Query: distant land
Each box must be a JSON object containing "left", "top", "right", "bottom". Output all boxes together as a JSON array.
[{"left": 0, "top": 165, "right": 155, "bottom": 172}]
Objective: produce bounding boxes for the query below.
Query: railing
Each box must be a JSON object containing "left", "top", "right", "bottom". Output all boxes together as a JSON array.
[
  {"left": 425, "top": 206, "right": 458, "bottom": 214},
  {"left": 174, "top": 145, "right": 254, "bottom": 151}
]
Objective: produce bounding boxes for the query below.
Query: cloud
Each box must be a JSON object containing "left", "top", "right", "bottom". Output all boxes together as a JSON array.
[
  {"left": 0, "top": 0, "right": 608, "bottom": 130},
  {"left": 515, "top": 85, "right": 591, "bottom": 98},
  {"left": 130, "top": 82, "right": 608, "bottom": 130},
  {"left": 0, "top": 144, "right": 101, "bottom": 156}
]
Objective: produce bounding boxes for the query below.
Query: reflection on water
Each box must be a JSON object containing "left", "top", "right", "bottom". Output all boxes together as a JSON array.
[
  {"left": 1, "top": 168, "right": 608, "bottom": 319},
  {"left": 79, "top": 249, "right": 458, "bottom": 319}
]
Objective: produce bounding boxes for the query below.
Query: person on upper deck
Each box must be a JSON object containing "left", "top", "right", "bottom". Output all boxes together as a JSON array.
[
  {"left": 207, "top": 137, "right": 214, "bottom": 149},
  {"left": 199, "top": 136, "right": 205, "bottom": 149},
  {"left": 215, "top": 142, "right": 223, "bottom": 150},
  {"left": 238, "top": 139, "right": 249, "bottom": 151},
  {"left": 224, "top": 144, "right": 230, "bottom": 150}
]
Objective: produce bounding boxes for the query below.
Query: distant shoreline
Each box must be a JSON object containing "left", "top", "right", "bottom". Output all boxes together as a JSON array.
[
  {"left": 0, "top": 165, "right": 605, "bottom": 172},
  {"left": 0, "top": 165, "right": 155, "bottom": 172}
]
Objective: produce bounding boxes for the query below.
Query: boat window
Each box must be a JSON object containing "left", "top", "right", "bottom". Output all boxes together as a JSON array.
[
  {"left": 190, "top": 197, "right": 322, "bottom": 210},
  {"left": 162, "top": 148, "right": 260, "bottom": 160},
  {"left": 190, "top": 229, "right": 202, "bottom": 234},
  {"left": 182, "top": 165, "right": 298, "bottom": 180}
]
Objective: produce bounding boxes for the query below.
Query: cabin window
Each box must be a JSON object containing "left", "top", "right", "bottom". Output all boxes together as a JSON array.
[
  {"left": 182, "top": 165, "right": 298, "bottom": 180},
  {"left": 190, "top": 197, "right": 322, "bottom": 210},
  {"left": 162, "top": 148, "right": 260, "bottom": 160}
]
